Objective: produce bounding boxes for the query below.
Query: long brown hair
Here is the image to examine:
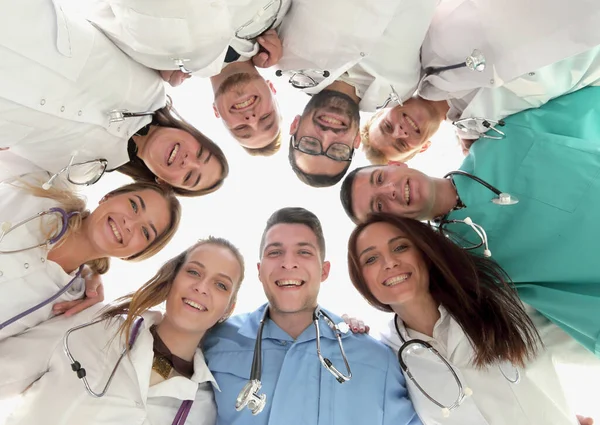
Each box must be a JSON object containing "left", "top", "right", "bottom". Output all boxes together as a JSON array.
[
  {"left": 15, "top": 179, "right": 181, "bottom": 275},
  {"left": 347, "top": 213, "right": 540, "bottom": 368},
  {"left": 117, "top": 97, "right": 229, "bottom": 197},
  {"left": 100, "top": 237, "right": 245, "bottom": 349}
]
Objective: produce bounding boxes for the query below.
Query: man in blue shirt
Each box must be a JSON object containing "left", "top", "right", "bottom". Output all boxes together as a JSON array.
[{"left": 203, "top": 207, "right": 421, "bottom": 425}]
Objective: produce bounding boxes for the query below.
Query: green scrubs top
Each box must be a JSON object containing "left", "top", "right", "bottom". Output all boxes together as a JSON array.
[{"left": 446, "top": 86, "right": 600, "bottom": 356}]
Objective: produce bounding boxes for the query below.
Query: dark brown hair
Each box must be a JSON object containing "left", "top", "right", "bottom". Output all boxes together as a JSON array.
[
  {"left": 101, "top": 237, "right": 245, "bottom": 349},
  {"left": 117, "top": 98, "right": 229, "bottom": 197},
  {"left": 347, "top": 213, "right": 540, "bottom": 368}
]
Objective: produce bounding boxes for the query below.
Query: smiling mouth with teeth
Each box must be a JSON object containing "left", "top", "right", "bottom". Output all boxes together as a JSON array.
[
  {"left": 183, "top": 298, "right": 207, "bottom": 311},
  {"left": 232, "top": 96, "right": 257, "bottom": 110},
  {"left": 403, "top": 113, "right": 419, "bottom": 132},
  {"left": 108, "top": 217, "right": 123, "bottom": 244},
  {"left": 383, "top": 273, "right": 411, "bottom": 287},
  {"left": 404, "top": 181, "right": 410, "bottom": 205},
  {"left": 275, "top": 279, "right": 305, "bottom": 288},
  {"left": 167, "top": 143, "right": 180, "bottom": 166}
]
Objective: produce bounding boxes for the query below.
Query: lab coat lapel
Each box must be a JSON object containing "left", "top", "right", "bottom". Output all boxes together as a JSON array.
[{"left": 126, "top": 313, "right": 162, "bottom": 403}]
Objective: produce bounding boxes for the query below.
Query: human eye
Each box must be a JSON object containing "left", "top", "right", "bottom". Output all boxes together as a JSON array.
[
  {"left": 183, "top": 171, "right": 192, "bottom": 184},
  {"left": 129, "top": 199, "right": 138, "bottom": 213},
  {"left": 299, "top": 249, "right": 313, "bottom": 256},
  {"left": 187, "top": 269, "right": 200, "bottom": 277},
  {"left": 196, "top": 146, "right": 203, "bottom": 159},
  {"left": 260, "top": 113, "right": 271, "bottom": 121},
  {"left": 216, "top": 281, "right": 228, "bottom": 291},
  {"left": 267, "top": 250, "right": 282, "bottom": 257},
  {"left": 364, "top": 255, "right": 377, "bottom": 265},
  {"left": 393, "top": 244, "right": 408, "bottom": 252},
  {"left": 376, "top": 201, "right": 383, "bottom": 212},
  {"left": 376, "top": 172, "right": 384, "bottom": 184},
  {"left": 385, "top": 121, "right": 393, "bottom": 132},
  {"left": 142, "top": 227, "right": 150, "bottom": 241}
]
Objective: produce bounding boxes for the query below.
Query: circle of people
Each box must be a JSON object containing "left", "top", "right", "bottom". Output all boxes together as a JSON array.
[{"left": 0, "top": 0, "right": 599, "bottom": 424}]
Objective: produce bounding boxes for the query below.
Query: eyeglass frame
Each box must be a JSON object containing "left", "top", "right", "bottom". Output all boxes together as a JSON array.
[
  {"left": 290, "top": 135, "right": 355, "bottom": 162},
  {"left": 275, "top": 69, "right": 331, "bottom": 89}
]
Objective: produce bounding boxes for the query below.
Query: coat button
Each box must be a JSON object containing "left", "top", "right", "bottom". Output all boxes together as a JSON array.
[
  {"left": 24, "top": 263, "right": 29, "bottom": 269},
  {"left": 489, "top": 79, "right": 495, "bottom": 85},
  {"left": 78, "top": 110, "right": 83, "bottom": 116},
  {"left": 528, "top": 72, "right": 535, "bottom": 76},
  {"left": 60, "top": 106, "right": 65, "bottom": 112},
  {"left": 41, "top": 257, "right": 45, "bottom": 263},
  {"left": 40, "top": 99, "right": 46, "bottom": 106},
  {"left": 360, "top": 52, "right": 365, "bottom": 57}
]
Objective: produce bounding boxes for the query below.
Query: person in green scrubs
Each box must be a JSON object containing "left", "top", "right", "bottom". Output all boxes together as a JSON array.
[{"left": 340, "top": 85, "right": 600, "bottom": 357}]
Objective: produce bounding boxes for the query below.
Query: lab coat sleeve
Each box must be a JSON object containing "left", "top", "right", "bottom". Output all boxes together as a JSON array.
[
  {"left": 0, "top": 305, "right": 100, "bottom": 398},
  {"left": 382, "top": 347, "right": 423, "bottom": 425}
]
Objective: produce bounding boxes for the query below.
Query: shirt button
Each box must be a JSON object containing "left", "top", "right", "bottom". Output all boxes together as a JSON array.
[
  {"left": 60, "top": 106, "right": 65, "bottom": 112},
  {"left": 360, "top": 52, "right": 366, "bottom": 57},
  {"left": 489, "top": 79, "right": 495, "bottom": 85},
  {"left": 24, "top": 263, "right": 29, "bottom": 269},
  {"left": 528, "top": 72, "right": 535, "bottom": 76},
  {"left": 40, "top": 99, "right": 46, "bottom": 106},
  {"left": 279, "top": 340, "right": 287, "bottom": 346},
  {"left": 41, "top": 258, "right": 45, "bottom": 263},
  {"left": 78, "top": 110, "right": 83, "bottom": 116}
]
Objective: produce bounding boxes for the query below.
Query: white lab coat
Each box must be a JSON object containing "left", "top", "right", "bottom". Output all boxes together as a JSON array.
[
  {"left": 83, "top": 0, "right": 292, "bottom": 77},
  {"left": 418, "top": 0, "right": 600, "bottom": 136},
  {"left": 0, "top": 0, "right": 166, "bottom": 176},
  {"left": 380, "top": 306, "right": 579, "bottom": 425},
  {"left": 0, "top": 173, "right": 85, "bottom": 342},
  {"left": 277, "top": 0, "right": 439, "bottom": 112},
  {"left": 0, "top": 305, "right": 218, "bottom": 425}
]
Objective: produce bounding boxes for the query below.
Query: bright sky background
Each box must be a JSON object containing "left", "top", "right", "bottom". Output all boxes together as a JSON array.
[{"left": 2, "top": 44, "right": 599, "bottom": 424}]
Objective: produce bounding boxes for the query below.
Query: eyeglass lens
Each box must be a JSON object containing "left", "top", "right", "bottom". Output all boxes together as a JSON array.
[
  {"left": 67, "top": 161, "right": 107, "bottom": 185},
  {"left": 297, "top": 138, "right": 351, "bottom": 161}
]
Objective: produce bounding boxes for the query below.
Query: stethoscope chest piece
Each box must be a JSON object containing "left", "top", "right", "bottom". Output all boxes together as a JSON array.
[
  {"left": 236, "top": 380, "right": 267, "bottom": 415},
  {"left": 464, "top": 49, "right": 486, "bottom": 72},
  {"left": 491, "top": 193, "right": 519, "bottom": 205}
]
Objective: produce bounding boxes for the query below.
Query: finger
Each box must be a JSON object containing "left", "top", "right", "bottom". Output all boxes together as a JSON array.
[
  {"left": 64, "top": 296, "right": 101, "bottom": 317},
  {"left": 350, "top": 318, "right": 359, "bottom": 331},
  {"left": 253, "top": 53, "right": 269, "bottom": 68},
  {"left": 365, "top": 325, "right": 371, "bottom": 334},
  {"left": 257, "top": 35, "right": 277, "bottom": 50},
  {"left": 52, "top": 300, "right": 81, "bottom": 315},
  {"left": 357, "top": 320, "right": 366, "bottom": 333},
  {"left": 341, "top": 314, "right": 350, "bottom": 325}
]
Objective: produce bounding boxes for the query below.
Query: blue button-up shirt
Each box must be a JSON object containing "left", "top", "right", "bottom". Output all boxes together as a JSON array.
[{"left": 204, "top": 304, "right": 421, "bottom": 425}]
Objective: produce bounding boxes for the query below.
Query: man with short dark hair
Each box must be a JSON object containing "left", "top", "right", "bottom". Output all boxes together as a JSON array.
[
  {"left": 204, "top": 207, "right": 421, "bottom": 425},
  {"left": 340, "top": 86, "right": 600, "bottom": 359},
  {"left": 277, "top": 0, "right": 439, "bottom": 186}
]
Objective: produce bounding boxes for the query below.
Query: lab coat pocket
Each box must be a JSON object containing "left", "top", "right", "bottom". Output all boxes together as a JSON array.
[
  {"left": 120, "top": 9, "right": 193, "bottom": 55},
  {"left": 512, "top": 134, "right": 600, "bottom": 213},
  {"left": 0, "top": 120, "right": 34, "bottom": 148}
]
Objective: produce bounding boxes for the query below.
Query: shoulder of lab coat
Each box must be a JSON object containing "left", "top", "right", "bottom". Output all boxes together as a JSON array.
[
  {"left": 419, "top": 0, "right": 600, "bottom": 101},
  {"left": 0, "top": 304, "right": 105, "bottom": 399}
]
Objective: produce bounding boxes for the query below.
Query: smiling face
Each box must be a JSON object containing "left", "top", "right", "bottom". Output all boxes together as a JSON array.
[
  {"left": 290, "top": 90, "right": 361, "bottom": 177},
  {"left": 355, "top": 221, "right": 430, "bottom": 309},
  {"left": 137, "top": 126, "right": 223, "bottom": 191},
  {"left": 258, "top": 223, "right": 330, "bottom": 316},
  {"left": 367, "top": 98, "right": 443, "bottom": 162},
  {"left": 164, "top": 243, "right": 243, "bottom": 335},
  {"left": 350, "top": 164, "right": 438, "bottom": 222},
  {"left": 86, "top": 189, "right": 171, "bottom": 259},
  {"left": 213, "top": 73, "right": 281, "bottom": 149}
]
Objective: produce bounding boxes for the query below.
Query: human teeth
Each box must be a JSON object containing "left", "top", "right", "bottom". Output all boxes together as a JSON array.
[
  {"left": 233, "top": 96, "right": 256, "bottom": 110},
  {"left": 108, "top": 219, "right": 122, "bottom": 243},
  {"left": 276, "top": 280, "right": 303, "bottom": 287},
  {"left": 320, "top": 116, "right": 343, "bottom": 125},
  {"left": 184, "top": 299, "right": 206, "bottom": 311},
  {"left": 404, "top": 182, "right": 410, "bottom": 205},
  {"left": 384, "top": 274, "right": 410, "bottom": 286},
  {"left": 404, "top": 115, "right": 418, "bottom": 131},
  {"left": 168, "top": 143, "right": 180, "bottom": 165}
]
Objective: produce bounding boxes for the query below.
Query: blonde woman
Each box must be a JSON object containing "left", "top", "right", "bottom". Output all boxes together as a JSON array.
[
  {"left": 0, "top": 237, "right": 244, "bottom": 424},
  {"left": 0, "top": 172, "right": 181, "bottom": 340}
]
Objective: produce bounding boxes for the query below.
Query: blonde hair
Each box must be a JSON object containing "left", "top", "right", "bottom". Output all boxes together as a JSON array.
[
  {"left": 100, "top": 237, "right": 246, "bottom": 349},
  {"left": 242, "top": 130, "right": 282, "bottom": 157},
  {"left": 17, "top": 179, "right": 181, "bottom": 275},
  {"left": 360, "top": 110, "right": 388, "bottom": 165}
]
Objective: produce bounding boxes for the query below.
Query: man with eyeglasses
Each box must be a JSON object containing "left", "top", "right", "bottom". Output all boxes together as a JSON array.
[{"left": 277, "top": 0, "right": 439, "bottom": 187}]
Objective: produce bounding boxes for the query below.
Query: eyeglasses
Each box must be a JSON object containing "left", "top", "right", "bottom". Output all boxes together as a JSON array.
[
  {"left": 43, "top": 158, "right": 108, "bottom": 190},
  {"left": 235, "top": 0, "right": 282, "bottom": 40},
  {"left": 291, "top": 135, "right": 354, "bottom": 162},
  {"left": 275, "top": 69, "right": 331, "bottom": 89}
]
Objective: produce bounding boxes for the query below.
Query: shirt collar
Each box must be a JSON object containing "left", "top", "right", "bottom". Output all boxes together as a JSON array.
[
  {"left": 387, "top": 305, "right": 450, "bottom": 344},
  {"left": 238, "top": 303, "right": 353, "bottom": 343}
]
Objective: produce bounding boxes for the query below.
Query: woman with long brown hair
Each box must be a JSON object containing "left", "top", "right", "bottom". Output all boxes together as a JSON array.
[
  {"left": 0, "top": 237, "right": 245, "bottom": 425},
  {"left": 347, "top": 213, "right": 580, "bottom": 425},
  {"left": 0, "top": 172, "right": 181, "bottom": 341}
]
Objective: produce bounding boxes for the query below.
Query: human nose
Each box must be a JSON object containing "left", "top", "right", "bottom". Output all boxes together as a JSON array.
[
  {"left": 380, "top": 182, "right": 396, "bottom": 200},
  {"left": 280, "top": 251, "right": 299, "bottom": 269},
  {"left": 382, "top": 253, "right": 399, "bottom": 270},
  {"left": 392, "top": 123, "right": 408, "bottom": 139},
  {"left": 191, "top": 277, "right": 210, "bottom": 294},
  {"left": 243, "top": 110, "right": 257, "bottom": 123}
]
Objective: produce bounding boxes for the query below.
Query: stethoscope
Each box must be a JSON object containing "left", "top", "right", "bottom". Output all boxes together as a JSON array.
[
  {"left": 435, "top": 171, "right": 519, "bottom": 258},
  {"left": 235, "top": 306, "right": 352, "bottom": 415},
  {"left": 42, "top": 154, "right": 108, "bottom": 190},
  {"left": 0, "top": 207, "right": 85, "bottom": 332},
  {"left": 394, "top": 315, "right": 520, "bottom": 418},
  {"left": 64, "top": 317, "right": 194, "bottom": 424},
  {"left": 275, "top": 69, "right": 331, "bottom": 89},
  {"left": 377, "top": 49, "right": 487, "bottom": 111}
]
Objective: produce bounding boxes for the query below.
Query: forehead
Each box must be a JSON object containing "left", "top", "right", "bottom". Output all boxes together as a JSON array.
[
  {"left": 263, "top": 223, "right": 319, "bottom": 248},
  {"left": 356, "top": 221, "right": 403, "bottom": 250},
  {"left": 351, "top": 167, "right": 383, "bottom": 221},
  {"left": 294, "top": 150, "right": 346, "bottom": 176},
  {"left": 187, "top": 244, "right": 242, "bottom": 278}
]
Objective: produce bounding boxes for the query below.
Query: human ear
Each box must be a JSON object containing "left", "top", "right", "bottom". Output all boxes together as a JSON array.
[
  {"left": 320, "top": 261, "right": 331, "bottom": 282},
  {"left": 212, "top": 104, "right": 220, "bottom": 119},
  {"left": 419, "top": 140, "right": 432, "bottom": 153},
  {"left": 289, "top": 115, "right": 301, "bottom": 135}
]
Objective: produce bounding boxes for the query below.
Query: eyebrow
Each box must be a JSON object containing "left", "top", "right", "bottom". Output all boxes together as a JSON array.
[
  {"left": 263, "top": 241, "right": 317, "bottom": 252},
  {"left": 137, "top": 194, "right": 158, "bottom": 238},
  {"left": 204, "top": 151, "right": 212, "bottom": 164},
  {"left": 358, "top": 236, "right": 405, "bottom": 258},
  {"left": 193, "top": 173, "right": 201, "bottom": 188},
  {"left": 368, "top": 170, "right": 378, "bottom": 213},
  {"left": 189, "top": 261, "right": 233, "bottom": 284}
]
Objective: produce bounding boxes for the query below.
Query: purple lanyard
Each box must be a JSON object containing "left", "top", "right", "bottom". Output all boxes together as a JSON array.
[{"left": 129, "top": 319, "right": 195, "bottom": 425}]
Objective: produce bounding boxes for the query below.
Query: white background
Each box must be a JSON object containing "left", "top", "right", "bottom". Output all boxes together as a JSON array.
[{"left": 1, "top": 66, "right": 599, "bottom": 421}]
